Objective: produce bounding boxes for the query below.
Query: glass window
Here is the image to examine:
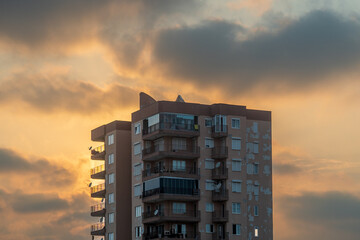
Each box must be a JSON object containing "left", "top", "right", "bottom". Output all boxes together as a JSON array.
[
  {"left": 253, "top": 122, "right": 258, "bottom": 133},
  {"left": 108, "top": 134, "right": 114, "bottom": 145},
  {"left": 173, "top": 160, "right": 186, "bottom": 171},
  {"left": 254, "top": 205, "right": 259, "bottom": 216},
  {"left": 206, "top": 202, "right": 214, "bottom": 212},
  {"left": 205, "top": 118, "right": 212, "bottom": 127},
  {"left": 254, "top": 227, "right": 259, "bottom": 237},
  {"left": 135, "top": 206, "right": 142, "bottom": 217},
  {"left": 232, "top": 118, "right": 240, "bottom": 129},
  {"left": 233, "top": 224, "right": 241, "bottom": 235},
  {"left": 108, "top": 193, "right": 114, "bottom": 204},
  {"left": 206, "top": 224, "right": 214, "bottom": 233},
  {"left": 205, "top": 138, "right": 214, "bottom": 148},
  {"left": 134, "top": 142, "right": 141, "bottom": 155},
  {"left": 254, "top": 185, "right": 259, "bottom": 196},
  {"left": 173, "top": 202, "right": 186, "bottom": 214},
  {"left": 134, "top": 163, "right": 142, "bottom": 176},
  {"left": 108, "top": 153, "right": 114, "bottom": 164},
  {"left": 232, "top": 159, "right": 241, "bottom": 171},
  {"left": 253, "top": 163, "right": 259, "bottom": 174},
  {"left": 108, "top": 233, "right": 114, "bottom": 240},
  {"left": 254, "top": 142, "right": 259, "bottom": 153},
  {"left": 134, "top": 122, "right": 141, "bottom": 135},
  {"left": 172, "top": 138, "right": 187, "bottom": 150},
  {"left": 205, "top": 159, "right": 215, "bottom": 169},
  {"left": 206, "top": 180, "right": 215, "bottom": 191},
  {"left": 232, "top": 138, "right": 241, "bottom": 150},
  {"left": 232, "top": 202, "right": 241, "bottom": 214},
  {"left": 232, "top": 180, "right": 241, "bottom": 193},
  {"left": 134, "top": 184, "right": 141, "bottom": 197},
  {"left": 109, "top": 212, "right": 114, "bottom": 223},
  {"left": 108, "top": 173, "right": 114, "bottom": 184},
  {"left": 135, "top": 226, "right": 142, "bottom": 238}
]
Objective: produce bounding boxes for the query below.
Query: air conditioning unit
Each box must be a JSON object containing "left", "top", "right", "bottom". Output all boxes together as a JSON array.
[{"left": 164, "top": 231, "right": 170, "bottom": 235}]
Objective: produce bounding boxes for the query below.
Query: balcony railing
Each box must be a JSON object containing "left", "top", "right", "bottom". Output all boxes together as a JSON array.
[
  {"left": 211, "top": 167, "right": 228, "bottom": 180},
  {"left": 90, "top": 183, "right": 105, "bottom": 198},
  {"left": 211, "top": 146, "right": 228, "bottom": 159},
  {"left": 212, "top": 232, "right": 229, "bottom": 240},
  {"left": 90, "top": 223, "right": 105, "bottom": 235},
  {"left": 212, "top": 125, "right": 228, "bottom": 138},
  {"left": 91, "top": 203, "right": 105, "bottom": 216},
  {"left": 142, "top": 208, "right": 200, "bottom": 223},
  {"left": 212, "top": 210, "right": 229, "bottom": 222},
  {"left": 90, "top": 164, "right": 105, "bottom": 179},
  {"left": 142, "top": 144, "right": 200, "bottom": 161},
  {"left": 91, "top": 144, "right": 105, "bottom": 160},
  {"left": 142, "top": 188, "right": 200, "bottom": 203},
  {"left": 143, "top": 166, "right": 200, "bottom": 179},
  {"left": 143, "top": 230, "right": 200, "bottom": 240},
  {"left": 212, "top": 189, "right": 229, "bottom": 202},
  {"left": 142, "top": 123, "right": 200, "bottom": 140}
]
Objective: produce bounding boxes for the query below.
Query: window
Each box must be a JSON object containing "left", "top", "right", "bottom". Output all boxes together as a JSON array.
[
  {"left": 253, "top": 122, "right": 258, "bottom": 133},
  {"left": 206, "top": 180, "right": 215, "bottom": 191},
  {"left": 134, "top": 163, "right": 142, "bottom": 176},
  {"left": 254, "top": 227, "right": 259, "bottom": 237},
  {"left": 254, "top": 206, "right": 259, "bottom": 216},
  {"left": 173, "top": 160, "right": 186, "bottom": 171},
  {"left": 108, "top": 134, "right": 114, "bottom": 145},
  {"left": 232, "top": 202, "right": 241, "bottom": 214},
  {"left": 108, "top": 153, "right": 114, "bottom": 164},
  {"left": 134, "top": 142, "right": 141, "bottom": 155},
  {"left": 254, "top": 185, "right": 259, "bottom": 196},
  {"left": 253, "top": 142, "right": 259, "bottom": 153},
  {"left": 205, "top": 118, "right": 212, "bottom": 127},
  {"left": 172, "top": 138, "right": 187, "bottom": 150},
  {"left": 232, "top": 159, "right": 241, "bottom": 171},
  {"left": 205, "top": 159, "right": 215, "bottom": 169},
  {"left": 135, "top": 226, "right": 142, "bottom": 238},
  {"left": 231, "top": 118, "right": 240, "bottom": 129},
  {"left": 108, "top": 233, "right": 114, "bottom": 240},
  {"left": 134, "top": 122, "right": 141, "bottom": 135},
  {"left": 173, "top": 202, "right": 186, "bottom": 214},
  {"left": 206, "top": 224, "right": 214, "bottom": 233},
  {"left": 108, "top": 173, "right": 114, "bottom": 184},
  {"left": 206, "top": 202, "right": 214, "bottom": 212},
  {"left": 134, "top": 184, "right": 141, "bottom": 197},
  {"left": 253, "top": 163, "right": 259, "bottom": 174},
  {"left": 108, "top": 193, "right": 114, "bottom": 204},
  {"left": 135, "top": 206, "right": 142, "bottom": 217},
  {"left": 232, "top": 180, "right": 241, "bottom": 193},
  {"left": 233, "top": 224, "right": 241, "bottom": 235},
  {"left": 232, "top": 138, "right": 241, "bottom": 150},
  {"left": 109, "top": 212, "right": 114, "bottom": 223},
  {"left": 205, "top": 138, "right": 214, "bottom": 148}
]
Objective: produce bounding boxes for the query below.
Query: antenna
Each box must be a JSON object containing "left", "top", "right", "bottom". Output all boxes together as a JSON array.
[
  {"left": 88, "top": 182, "right": 92, "bottom": 187},
  {"left": 215, "top": 162, "right": 221, "bottom": 168},
  {"left": 154, "top": 209, "right": 159, "bottom": 216}
]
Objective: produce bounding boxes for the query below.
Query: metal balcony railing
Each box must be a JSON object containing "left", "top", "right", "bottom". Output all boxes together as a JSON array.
[
  {"left": 91, "top": 222, "right": 105, "bottom": 232},
  {"left": 90, "top": 183, "right": 105, "bottom": 194},
  {"left": 211, "top": 146, "right": 228, "bottom": 158},
  {"left": 90, "top": 164, "right": 105, "bottom": 176},
  {"left": 92, "top": 144, "right": 105, "bottom": 154},
  {"left": 143, "top": 230, "right": 200, "bottom": 240},
  {"left": 143, "top": 143, "right": 199, "bottom": 155},
  {"left": 143, "top": 122, "right": 199, "bottom": 136},
  {"left": 91, "top": 203, "right": 105, "bottom": 213},
  {"left": 143, "top": 166, "right": 200, "bottom": 178}
]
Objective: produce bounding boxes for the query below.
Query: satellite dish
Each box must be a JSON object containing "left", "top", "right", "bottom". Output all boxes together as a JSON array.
[
  {"left": 100, "top": 217, "right": 103, "bottom": 222},
  {"left": 101, "top": 198, "right": 105, "bottom": 203},
  {"left": 215, "top": 162, "right": 221, "bottom": 168},
  {"left": 154, "top": 209, "right": 159, "bottom": 216},
  {"left": 88, "top": 182, "right": 92, "bottom": 187},
  {"left": 89, "top": 146, "right": 92, "bottom": 150}
]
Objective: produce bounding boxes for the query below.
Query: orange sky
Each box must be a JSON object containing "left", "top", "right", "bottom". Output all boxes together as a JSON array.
[{"left": 1, "top": 1, "right": 360, "bottom": 240}]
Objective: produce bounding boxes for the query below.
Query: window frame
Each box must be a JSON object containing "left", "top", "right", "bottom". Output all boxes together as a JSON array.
[
  {"left": 231, "top": 118, "right": 240, "bottom": 129},
  {"left": 232, "top": 202, "right": 241, "bottom": 214},
  {"left": 231, "top": 137, "right": 241, "bottom": 150},
  {"left": 108, "top": 134, "right": 114, "bottom": 145}
]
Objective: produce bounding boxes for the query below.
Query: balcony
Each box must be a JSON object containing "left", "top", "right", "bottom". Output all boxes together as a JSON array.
[
  {"left": 211, "top": 167, "right": 228, "bottom": 180},
  {"left": 143, "top": 144, "right": 200, "bottom": 161},
  {"left": 143, "top": 167, "right": 200, "bottom": 181},
  {"left": 91, "top": 223, "right": 105, "bottom": 236},
  {"left": 212, "top": 189, "right": 228, "bottom": 202},
  {"left": 90, "top": 164, "right": 105, "bottom": 179},
  {"left": 142, "top": 231, "right": 200, "bottom": 240},
  {"left": 142, "top": 188, "right": 200, "bottom": 203},
  {"left": 142, "top": 123, "right": 200, "bottom": 141},
  {"left": 143, "top": 208, "right": 200, "bottom": 224},
  {"left": 90, "top": 183, "right": 106, "bottom": 198},
  {"left": 211, "top": 147, "right": 228, "bottom": 159},
  {"left": 211, "top": 125, "right": 228, "bottom": 138},
  {"left": 212, "top": 232, "right": 229, "bottom": 240},
  {"left": 91, "top": 203, "right": 105, "bottom": 217},
  {"left": 212, "top": 210, "right": 229, "bottom": 222},
  {"left": 91, "top": 145, "right": 105, "bottom": 160}
]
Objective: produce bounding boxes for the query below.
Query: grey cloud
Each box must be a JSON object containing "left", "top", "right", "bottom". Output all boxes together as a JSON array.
[
  {"left": 273, "top": 163, "right": 302, "bottom": 175},
  {"left": 153, "top": 10, "right": 360, "bottom": 92},
  {"left": 0, "top": 75, "right": 138, "bottom": 114}
]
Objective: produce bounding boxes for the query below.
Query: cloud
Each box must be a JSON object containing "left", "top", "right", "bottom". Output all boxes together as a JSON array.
[
  {"left": 152, "top": 10, "right": 360, "bottom": 92},
  {"left": 0, "top": 73, "right": 138, "bottom": 114},
  {"left": 273, "top": 163, "right": 302, "bottom": 175}
]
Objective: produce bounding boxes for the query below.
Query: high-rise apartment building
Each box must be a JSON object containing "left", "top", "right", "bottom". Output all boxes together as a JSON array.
[{"left": 90, "top": 93, "right": 272, "bottom": 240}]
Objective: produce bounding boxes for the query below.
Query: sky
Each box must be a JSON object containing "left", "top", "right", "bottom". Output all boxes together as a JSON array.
[{"left": 0, "top": 0, "right": 360, "bottom": 239}]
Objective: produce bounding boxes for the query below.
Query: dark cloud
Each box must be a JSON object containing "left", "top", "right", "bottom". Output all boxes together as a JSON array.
[
  {"left": 273, "top": 163, "right": 302, "bottom": 175},
  {"left": 153, "top": 10, "right": 360, "bottom": 92},
  {"left": 0, "top": 74, "right": 138, "bottom": 114},
  {"left": 280, "top": 191, "right": 360, "bottom": 239},
  {"left": 0, "top": 148, "right": 75, "bottom": 187}
]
